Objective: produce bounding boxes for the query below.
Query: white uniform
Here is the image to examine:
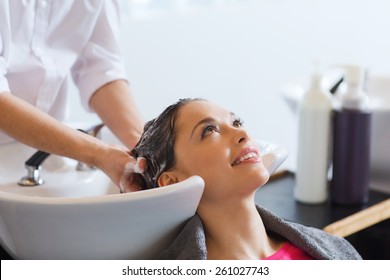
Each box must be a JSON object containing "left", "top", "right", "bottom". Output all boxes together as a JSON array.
[{"left": 0, "top": 0, "right": 128, "bottom": 144}]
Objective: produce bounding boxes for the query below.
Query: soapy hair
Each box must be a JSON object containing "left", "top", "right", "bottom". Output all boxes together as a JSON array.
[{"left": 131, "top": 98, "right": 204, "bottom": 189}]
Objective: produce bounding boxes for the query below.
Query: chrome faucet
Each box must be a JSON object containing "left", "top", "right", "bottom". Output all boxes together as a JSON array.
[
  {"left": 18, "top": 150, "right": 50, "bottom": 186},
  {"left": 18, "top": 123, "right": 105, "bottom": 186}
]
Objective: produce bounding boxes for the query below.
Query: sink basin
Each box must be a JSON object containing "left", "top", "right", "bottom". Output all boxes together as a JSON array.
[
  {"left": 0, "top": 126, "right": 205, "bottom": 260},
  {"left": 0, "top": 125, "right": 287, "bottom": 259}
]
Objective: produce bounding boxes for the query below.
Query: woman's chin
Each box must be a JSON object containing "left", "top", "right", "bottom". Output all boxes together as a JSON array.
[{"left": 253, "top": 167, "right": 270, "bottom": 187}]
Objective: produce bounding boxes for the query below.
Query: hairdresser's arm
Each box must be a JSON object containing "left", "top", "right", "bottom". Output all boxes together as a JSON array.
[
  {"left": 90, "top": 80, "right": 144, "bottom": 149},
  {"left": 0, "top": 92, "right": 140, "bottom": 191}
]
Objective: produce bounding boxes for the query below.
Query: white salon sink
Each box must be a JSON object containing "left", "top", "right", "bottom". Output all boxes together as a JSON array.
[{"left": 0, "top": 125, "right": 205, "bottom": 260}]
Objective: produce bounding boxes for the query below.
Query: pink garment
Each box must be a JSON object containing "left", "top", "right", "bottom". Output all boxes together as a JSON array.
[{"left": 262, "top": 242, "right": 315, "bottom": 260}]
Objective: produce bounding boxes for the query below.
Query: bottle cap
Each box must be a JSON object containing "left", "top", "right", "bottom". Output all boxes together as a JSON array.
[{"left": 309, "top": 59, "right": 323, "bottom": 91}]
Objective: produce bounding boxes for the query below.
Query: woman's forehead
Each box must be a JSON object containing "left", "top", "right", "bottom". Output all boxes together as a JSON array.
[{"left": 178, "top": 100, "right": 231, "bottom": 120}]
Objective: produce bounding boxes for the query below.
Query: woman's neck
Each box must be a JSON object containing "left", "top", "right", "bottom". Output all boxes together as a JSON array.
[{"left": 198, "top": 201, "right": 283, "bottom": 260}]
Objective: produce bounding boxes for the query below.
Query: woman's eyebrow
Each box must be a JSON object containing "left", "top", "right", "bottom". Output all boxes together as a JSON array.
[
  {"left": 191, "top": 117, "right": 215, "bottom": 138},
  {"left": 190, "top": 112, "right": 237, "bottom": 138}
]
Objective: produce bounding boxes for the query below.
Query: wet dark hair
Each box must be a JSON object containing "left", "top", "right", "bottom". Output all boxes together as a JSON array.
[{"left": 131, "top": 98, "right": 205, "bottom": 189}]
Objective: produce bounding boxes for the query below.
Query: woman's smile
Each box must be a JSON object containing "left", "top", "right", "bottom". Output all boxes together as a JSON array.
[{"left": 231, "top": 147, "right": 261, "bottom": 166}]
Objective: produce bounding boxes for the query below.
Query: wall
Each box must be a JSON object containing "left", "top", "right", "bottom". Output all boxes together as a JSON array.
[{"left": 67, "top": 0, "right": 390, "bottom": 170}]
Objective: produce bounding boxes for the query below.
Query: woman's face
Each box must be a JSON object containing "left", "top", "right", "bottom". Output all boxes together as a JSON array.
[{"left": 158, "top": 100, "right": 269, "bottom": 203}]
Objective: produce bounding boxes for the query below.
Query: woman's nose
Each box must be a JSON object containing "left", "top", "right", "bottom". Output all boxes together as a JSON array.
[{"left": 233, "top": 128, "right": 250, "bottom": 144}]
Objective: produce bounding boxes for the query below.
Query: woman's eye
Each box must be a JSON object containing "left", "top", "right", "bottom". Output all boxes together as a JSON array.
[
  {"left": 233, "top": 118, "right": 243, "bottom": 127},
  {"left": 201, "top": 124, "right": 218, "bottom": 138}
]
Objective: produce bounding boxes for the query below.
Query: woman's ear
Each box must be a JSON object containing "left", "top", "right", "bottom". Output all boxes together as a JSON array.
[{"left": 157, "top": 171, "right": 180, "bottom": 187}]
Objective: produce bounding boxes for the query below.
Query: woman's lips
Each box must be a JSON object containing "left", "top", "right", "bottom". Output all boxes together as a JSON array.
[{"left": 232, "top": 147, "right": 260, "bottom": 166}]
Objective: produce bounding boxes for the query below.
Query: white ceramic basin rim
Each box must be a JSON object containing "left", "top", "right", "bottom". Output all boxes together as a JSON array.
[{"left": 0, "top": 175, "right": 205, "bottom": 260}]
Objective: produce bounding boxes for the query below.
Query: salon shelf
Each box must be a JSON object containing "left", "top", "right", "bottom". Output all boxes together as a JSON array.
[{"left": 255, "top": 171, "right": 390, "bottom": 259}]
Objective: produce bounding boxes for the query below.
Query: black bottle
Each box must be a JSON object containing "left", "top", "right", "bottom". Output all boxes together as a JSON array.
[{"left": 331, "top": 66, "right": 372, "bottom": 205}]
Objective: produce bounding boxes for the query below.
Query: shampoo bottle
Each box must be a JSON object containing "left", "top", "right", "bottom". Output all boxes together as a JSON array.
[
  {"left": 294, "top": 68, "right": 333, "bottom": 204},
  {"left": 331, "top": 65, "right": 371, "bottom": 205}
]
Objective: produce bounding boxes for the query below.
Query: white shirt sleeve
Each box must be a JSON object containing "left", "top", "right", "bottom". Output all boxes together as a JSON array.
[
  {"left": 0, "top": 26, "right": 10, "bottom": 94},
  {"left": 71, "top": 0, "right": 128, "bottom": 112}
]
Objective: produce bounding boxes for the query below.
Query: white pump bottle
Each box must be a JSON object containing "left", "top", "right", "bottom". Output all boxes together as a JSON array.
[{"left": 294, "top": 68, "right": 333, "bottom": 204}]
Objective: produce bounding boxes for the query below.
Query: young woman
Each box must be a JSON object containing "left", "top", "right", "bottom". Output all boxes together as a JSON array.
[{"left": 131, "top": 98, "right": 361, "bottom": 260}]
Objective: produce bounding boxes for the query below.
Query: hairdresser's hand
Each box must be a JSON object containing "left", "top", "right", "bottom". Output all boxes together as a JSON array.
[
  {"left": 119, "top": 154, "right": 147, "bottom": 193},
  {"left": 96, "top": 145, "right": 147, "bottom": 193}
]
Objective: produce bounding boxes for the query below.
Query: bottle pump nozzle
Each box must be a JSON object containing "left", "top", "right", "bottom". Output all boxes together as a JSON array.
[
  {"left": 340, "top": 64, "right": 364, "bottom": 86},
  {"left": 335, "top": 64, "right": 368, "bottom": 110}
]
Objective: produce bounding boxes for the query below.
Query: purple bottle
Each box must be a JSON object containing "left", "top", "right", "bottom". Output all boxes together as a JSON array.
[{"left": 331, "top": 66, "right": 372, "bottom": 205}]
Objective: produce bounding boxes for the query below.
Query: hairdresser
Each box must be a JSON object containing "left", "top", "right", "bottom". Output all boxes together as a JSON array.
[{"left": 0, "top": 0, "right": 146, "bottom": 192}]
